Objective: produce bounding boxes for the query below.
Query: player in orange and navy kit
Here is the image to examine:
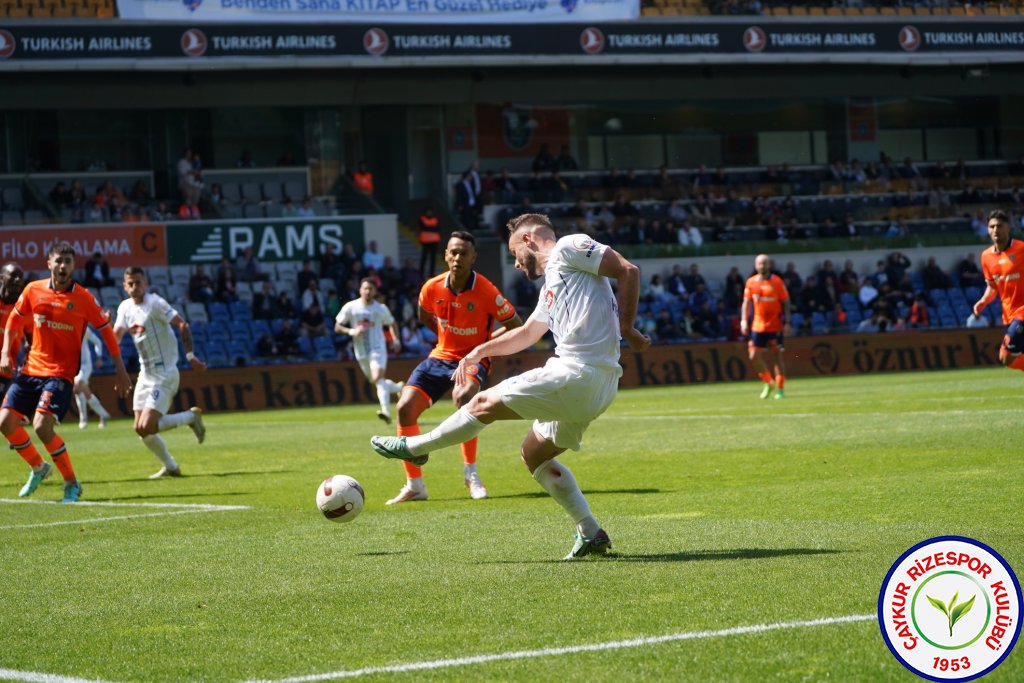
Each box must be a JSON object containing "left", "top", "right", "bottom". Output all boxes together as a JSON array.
[
  {"left": 973, "top": 209, "right": 1024, "bottom": 373},
  {"left": 1, "top": 242, "right": 132, "bottom": 503},
  {"left": 740, "top": 253, "right": 791, "bottom": 399},
  {"left": 386, "top": 231, "right": 522, "bottom": 505},
  {"left": 0, "top": 262, "right": 27, "bottom": 399}
]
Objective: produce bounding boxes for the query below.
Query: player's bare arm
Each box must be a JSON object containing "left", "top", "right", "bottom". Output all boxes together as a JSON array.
[
  {"left": 740, "top": 297, "right": 751, "bottom": 335},
  {"left": 974, "top": 282, "right": 997, "bottom": 317},
  {"left": 454, "top": 317, "right": 547, "bottom": 385},
  {"left": 173, "top": 315, "right": 207, "bottom": 371},
  {"left": 418, "top": 305, "right": 438, "bottom": 335},
  {"left": 783, "top": 299, "right": 792, "bottom": 334},
  {"left": 598, "top": 246, "right": 651, "bottom": 352},
  {"left": 1, "top": 309, "right": 24, "bottom": 377},
  {"left": 388, "top": 322, "right": 401, "bottom": 352}
]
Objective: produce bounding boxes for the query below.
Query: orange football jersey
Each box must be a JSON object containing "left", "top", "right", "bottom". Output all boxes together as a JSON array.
[
  {"left": 981, "top": 239, "right": 1024, "bottom": 323},
  {"left": 743, "top": 273, "right": 790, "bottom": 333},
  {"left": 419, "top": 271, "right": 516, "bottom": 361}
]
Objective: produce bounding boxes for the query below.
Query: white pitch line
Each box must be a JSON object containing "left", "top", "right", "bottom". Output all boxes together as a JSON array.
[
  {"left": 0, "top": 499, "right": 250, "bottom": 530},
  {"left": 605, "top": 408, "right": 992, "bottom": 421},
  {"left": 0, "top": 668, "right": 121, "bottom": 683},
  {"left": 245, "top": 613, "right": 875, "bottom": 683}
]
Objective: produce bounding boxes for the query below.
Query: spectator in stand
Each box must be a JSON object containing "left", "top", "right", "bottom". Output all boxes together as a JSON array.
[
  {"left": 300, "top": 279, "right": 324, "bottom": 313},
  {"left": 401, "top": 317, "right": 431, "bottom": 356},
  {"left": 296, "top": 198, "right": 316, "bottom": 218},
  {"left": 256, "top": 333, "right": 278, "bottom": 357},
  {"left": 682, "top": 263, "right": 707, "bottom": 293},
  {"left": 275, "top": 291, "right": 297, "bottom": 320},
  {"left": 842, "top": 213, "right": 859, "bottom": 238},
  {"left": 209, "top": 183, "right": 227, "bottom": 210},
  {"left": 886, "top": 217, "right": 909, "bottom": 239},
  {"left": 455, "top": 170, "right": 479, "bottom": 232},
  {"left": 188, "top": 265, "right": 214, "bottom": 304},
  {"left": 147, "top": 202, "right": 172, "bottom": 222},
  {"left": 852, "top": 276, "right": 876, "bottom": 311},
  {"left": 665, "top": 265, "right": 688, "bottom": 301},
  {"left": 817, "top": 259, "right": 840, "bottom": 293},
  {"left": 885, "top": 252, "right": 912, "bottom": 290},
  {"left": 857, "top": 311, "right": 890, "bottom": 334},
  {"left": 178, "top": 201, "right": 201, "bottom": 220},
  {"left": 177, "top": 147, "right": 203, "bottom": 205},
  {"left": 418, "top": 206, "right": 442, "bottom": 278},
  {"left": 296, "top": 260, "right": 318, "bottom": 294},
  {"left": 654, "top": 308, "right": 682, "bottom": 342},
  {"left": 399, "top": 258, "right": 423, "bottom": 297},
  {"left": 922, "top": 257, "right": 952, "bottom": 291},
  {"left": 252, "top": 280, "right": 278, "bottom": 320},
  {"left": 352, "top": 161, "right": 374, "bottom": 197},
  {"left": 466, "top": 160, "right": 482, "bottom": 201},
  {"left": 282, "top": 198, "right": 299, "bottom": 217},
  {"left": 690, "top": 194, "right": 714, "bottom": 226},
  {"left": 781, "top": 262, "right": 802, "bottom": 299},
  {"left": 496, "top": 168, "right": 518, "bottom": 204},
  {"left": 237, "top": 150, "right": 256, "bottom": 168},
  {"left": 235, "top": 247, "right": 265, "bottom": 283},
  {"left": 970, "top": 210, "right": 987, "bottom": 237},
  {"left": 688, "top": 282, "right": 711, "bottom": 315},
  {"left": 555, "top": 145, "right": 578, "bottom": 171},
  {"left": 324, "top": 289, "right": 341, "bottom": 322},
  {"left": 909, "top": 295, "right": 930, "bottom": 328},
  {"left": 215, "top": 262, "right": 238, "bottom": 303},
  {"left": 693, "top": 300, "right": 721, "bottom": 338},
  {"left": 667, "top": 199, "right": 688, "bottom": 223},
  {"left": 362, "top": 241, "right": 385, "bottom": 272},
  {"left": 83, "top": 251, "right": 113, "bottom": 288},
  {"left": 532, "top": 143, "right": 555, "bottom": 172},
  {"left": 320, "top": 243, "right": 343, "bottom": 283},
  {"left": 300, "top": 301, "right": 327, "bottom": 338},
  {"left": 275, "top": 319, "right": 301, "bottom": 355},
  {"left": 49, "top": 182, "right": 71, "bottom": 211},
  {"left": 957, "top": 253, "right": 984, "bottom": 288}
]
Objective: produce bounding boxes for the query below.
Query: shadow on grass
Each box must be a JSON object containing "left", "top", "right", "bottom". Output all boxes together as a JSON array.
[
  {"left": 88, "top": 470, "right": 289, "bottom": 485},
  {"left": 478, "top": 547, "right": 845, "bottom": 565},
  {"left": 487, "top": 488, "right": 662, "bottom": 500},
  {"left": 95, "top": 491, "right": 252, "bottom": 502},
  {"left": 355, "top": 550, "right": 410, "bottom": 557}
]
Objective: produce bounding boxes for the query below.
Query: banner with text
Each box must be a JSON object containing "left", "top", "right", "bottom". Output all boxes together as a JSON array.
[
  {"left": 0, "top": 224, "right": 166, "bottom": 271},
  {"left": 165, "top": 217, "right": 368, "bottom": 265},
  {"left": 89, "top": 328, "right": 1003, "bottom": 414},
  {"left": 114, "top": 0, "right": 639, "bottom": 24}
]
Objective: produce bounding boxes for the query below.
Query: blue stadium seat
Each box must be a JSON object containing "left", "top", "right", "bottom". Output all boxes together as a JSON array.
[
  {"left": 297, "top": 336, "right": 313, "bottom": 356},
  {"left": 206, "top": 321, "right": 229, "bottom": 342},
  {"left": 228, "top": 321, "right": 250, "bottom": 340},
  {"left": 208, "top": 302, "right": 230, "bottom": 323},
  {"left": 250, "top": 320, "right": 271, "bottom": 338},
  {"left": 229, "top": 301, "right": 251, "bottom": 321},
  {"left": 205, "top": 341, "right": 229, "bottom": 367}
]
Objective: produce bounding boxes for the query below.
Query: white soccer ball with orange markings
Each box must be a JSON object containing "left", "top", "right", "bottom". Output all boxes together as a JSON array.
[{"left": 316, "top": 475, "right": 365, "bottom": 523}]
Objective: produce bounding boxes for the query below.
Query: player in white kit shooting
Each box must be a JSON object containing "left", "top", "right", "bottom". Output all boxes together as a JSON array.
[
  {"left": 114, "top": 267, "right": 208, "bottom": 478},
  {"left": 74, "top": 327, "right": 113, "bottom": 429},
  {"left": 335, "top": 278, "right": 403, "bottom": 424},
  {"left": 372, "top": 213, "right": 651, "bottom": 559}
]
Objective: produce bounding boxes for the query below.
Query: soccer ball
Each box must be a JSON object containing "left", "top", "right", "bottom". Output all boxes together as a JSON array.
[{"left": 316, "top": 475, "right": 365, "bottom": 523}]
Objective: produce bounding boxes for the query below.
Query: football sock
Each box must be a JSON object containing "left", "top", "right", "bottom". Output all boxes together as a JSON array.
[
  {"left": 776, "top": 374, "right": 786, "bottom": 389},
  {"left": 406, "top": 407, "right": 484, "bottom": 455},
  {"left": 45, "top": 436, "right": 75, "bottom": 482},
  {"left": 75, "top": 394, "right": 88, "bottom": 421},
  {"left": 406, "top": 476, "right": 425, "bottom": 492},
  {"left": 464, "top": 462, "right": 477, "bottom": 478},
  {"left": 399, "top": 424, "right": 423, "bottom": 479},
  {"left": 7, "top": 426, "right": 43, "bottom": 468},
  {"left": 88, "top": 395, "right": 111, "bottom": 419},
  {"left": 375, "top": 379, "right": 390, "bottom": 415},
  {"left": 461, "top": 437, "right": 478, "bottom": 466},
  {"left": 532, "top": 458, "right": 600, "bottom": 538},
  {"left": 158, "top": 411, "right": 194, "bottom": 431},
  {"left": 142, "top": 434, "right": 178, "bottom": 469},
  {"left": 758, "top": 371, "right": 774, "bottom": 386},
  {"left": 1010, "top": 355, "right": 1024, "bottom": 372}
]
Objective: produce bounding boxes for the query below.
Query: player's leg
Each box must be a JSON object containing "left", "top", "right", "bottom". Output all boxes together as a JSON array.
[
  {"left": 367, "top": 354, "right": 399, "bottom": 424},
  {"left": 32, "top": 379, "right": 80, "bottom": 503},
  {"left": 385, "top": 381, "right": 433, "bottom": 504},
  {"left": 2, "top": 384, "right": 53, "bottom": 498},
  {"left": 772, "top": 339, "right": 787, "bottom": 399},
  {"left": 748, "top": 335, "right": 775, "bottom": 398},
  {"left": 74, "top": 376, "right": 90, "bottom": 429},
  {"left": 999, "top": 319, "right": 1024, "bottom": 370},
  {"left": 135, "top": 407, "right": 181, "bottom": 479},
  {"left": 452, "top": 372, "right": 486, "bottom": 499},
  {"left": 521, "top": 427, "right": 609, "bottom": 560},
  {"left": 147, "top": 371, "right": 204, "bottom": 443},
  {"left": 83, "top": 382, "right": 111, "bottom": 427}
]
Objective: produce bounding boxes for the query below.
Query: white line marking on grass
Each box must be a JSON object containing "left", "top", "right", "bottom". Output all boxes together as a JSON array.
[
  {"left": 0, "top": 668, "right": 122, "bottom": 683},
  {"left": 246, "top": 613, "right": 875, "bottom": 682},
  {"left": 606, "top": 409, "right": 988, "bottom": 421},
  {"left": 0, "top": 499, "right": 250, "bottom": 530}
]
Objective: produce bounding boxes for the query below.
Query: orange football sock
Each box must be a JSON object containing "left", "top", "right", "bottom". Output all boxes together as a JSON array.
[
  {"left": 45, "top": 436, "right": 75, "bottom": 482},
  {"left": 399, "top": 424, "right": 422, "bottom": 479},
  {"left": 758, "top": 371, "right": 773, "bottom": 385},
  {"left": 6, "top": 426, "right": 42, "bottom": 468},
  {"left": 776, "top": 374, "right": 786, "bottom": 389},
  {"left": 461, "top": 437, "right": 478, "bottom": 465},
  {"left": 1010, "top": 355, "right": 1024, "bottom": 372}
]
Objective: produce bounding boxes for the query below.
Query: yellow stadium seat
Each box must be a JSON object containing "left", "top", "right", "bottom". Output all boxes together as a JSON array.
[
  {"left": 809, "top": 6, "right": 825, "bottom": 14},
  {"left": 790, "top": 6, "right": 808, "bottom": 15},
  {"left": 861, "top": 6, "right": 878, "bottom": 14},
  {"left": 880, "top": 6, "right": 896, "bottom": 14},
  {"left": 948, "top": 5, "right": 965, "bottom": 13},
  {"left": 828, "top": 6, "right": 844, "bottom": 15},
  {"left": 914, "top": 6, "right": 931, "bottom": 14},
  {"left": 770, "top": 5, "right": 789, "bottom": 14}
]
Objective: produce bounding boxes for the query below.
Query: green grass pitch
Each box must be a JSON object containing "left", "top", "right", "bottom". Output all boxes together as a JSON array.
[{"left": 1, "top": 366, "right": 1021, "bottom": 682}]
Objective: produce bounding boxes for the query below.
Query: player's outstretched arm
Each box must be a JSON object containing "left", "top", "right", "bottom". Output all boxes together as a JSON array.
[
  {"left": 598, "top": 246, "right": 651, "bottom": 352},
  {"left": 454, "top": 318, "right": 548, "bottom": 385},
  {"left": 173, "top": 316, "right": 207, "bottom": 371},
  {"left": 973, "top": 283, "right": 997, "bottom": 317}
]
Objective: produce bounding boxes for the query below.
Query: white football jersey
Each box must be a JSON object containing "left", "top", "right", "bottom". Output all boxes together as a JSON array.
[
  {"left": 336, "top": 298, "right": 394, "bottom": 359},
  {"left": 529, "top": 234, "right": 621, "bottom": 369},
  {"left": 115, "top": 292, "right": 181, "bottom": 371}
]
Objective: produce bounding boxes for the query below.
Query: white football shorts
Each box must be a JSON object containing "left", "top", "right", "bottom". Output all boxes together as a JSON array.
[
  {"left": 356, "top": 349, "right": 387, "bottom": 380},
  {"left": 133, "top": 366, "right": 180, "bottom": 414},
  {"left": 497, "top": 356, "right": 621, "bottom": 451}
]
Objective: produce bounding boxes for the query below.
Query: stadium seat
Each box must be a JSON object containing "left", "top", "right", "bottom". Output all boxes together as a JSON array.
[
  {"left": 229, "top": 300, "right": 252, "bottom": 321},
  {"left": 206, "top": 321, "right": 229, "bottom": 342},
  {"left": 207, "top": 302, "right": 230, "bottom": 323},
  {"left": 250, "top": 320, "right": 271, "bottom": 338}
]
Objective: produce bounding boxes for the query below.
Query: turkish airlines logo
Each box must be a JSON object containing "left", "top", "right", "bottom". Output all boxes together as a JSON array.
[
  {"left": 181, "top": 28, "right": 207, "bottom": 57},
  {"left": 899, "top": 25, "right": 921, "bottom": 51},
  {"left": 364, "top": 28, "right": 388, "bottom": 56},
  {"left": 743, "top": 26, "right": 767, "bottom": 53},
  {"left": 0, "top": 30, "right": 15, "bottom": 59},
  {"left": 580, "top": 27, "right": 604, "bottom": 55}
]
